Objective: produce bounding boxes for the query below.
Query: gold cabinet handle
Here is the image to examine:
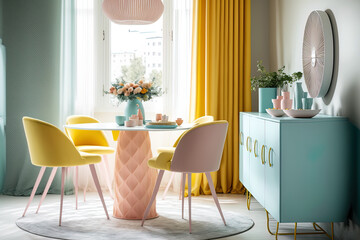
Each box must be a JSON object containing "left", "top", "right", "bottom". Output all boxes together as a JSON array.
[
  {"left": 249, "top": 137, "right": 252, "bottom": 152},
  {"left": 246, "top": 136, "right": 249, "bottom": 151},
  {"left": 253, "top": 140, "right": 258, "bottom": 157},
  {"left": 240, "top": 132, "right": 243, "bottom": 145},
  {"left": 268, "top": 147, "right": 273, "bottom": 167},
  {"left": 261, "top": 145, "right": 265, "bottom": 164}
]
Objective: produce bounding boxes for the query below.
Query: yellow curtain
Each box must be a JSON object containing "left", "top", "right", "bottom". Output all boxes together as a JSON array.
[{"left": 188, "top": 0, "right": 252, "bottom": 196}]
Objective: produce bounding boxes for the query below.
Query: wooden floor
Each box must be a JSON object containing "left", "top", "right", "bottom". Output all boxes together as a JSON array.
[{"left": 0, "top": 191, "right": 337, "bottom": 240}]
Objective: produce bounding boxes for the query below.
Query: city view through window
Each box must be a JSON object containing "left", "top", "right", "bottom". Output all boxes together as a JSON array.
[{"left": 110, "top": 19, "right": 163, "bottom": 88}]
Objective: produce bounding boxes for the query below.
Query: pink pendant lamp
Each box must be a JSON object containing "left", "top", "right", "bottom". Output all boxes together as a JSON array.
[{"left": 102, "top": 0, "right": 164, "bottom": 25}]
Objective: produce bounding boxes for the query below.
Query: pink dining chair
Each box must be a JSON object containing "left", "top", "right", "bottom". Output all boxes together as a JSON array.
[
  {"left": 141, "top": 120, "right": 228, "bottom": 233},
  {"left": 22, "top": 117, "right": 110, "bottom": 226},
  {"left": 159, "top": 115, "right": 214, "bottom": 200}
]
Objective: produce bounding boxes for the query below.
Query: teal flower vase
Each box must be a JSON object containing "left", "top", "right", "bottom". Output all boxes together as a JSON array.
[
  {"left": 259, "top": 88, "right": 277, "bottom": 113},
  {"left": 125, "top": 99, "right": 145, "bottom": 124}
]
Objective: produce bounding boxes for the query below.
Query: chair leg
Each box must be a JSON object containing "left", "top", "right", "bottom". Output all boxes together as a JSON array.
[
  {"left": 101, "top": 156, "right": 114, "bottom": 199},
  {"left": 89, "top": 164, "right": 110, "bottom": 220},
  {"left": 22, "top": 166, "right": 46, "bottom": 217},
  {"left": 205, "top": 172, "right": 226, "bottom": 225},
  {"left": 36, "top": 167, "right": 58, "bottom": 214},
  {"left": 83, "top": 168, "right": 88, "bottom": 202},
  {"left": 188, "top": 173, "right": 192, "bottom": 233},
  {"left": 179, "top": 173, "right": 183, "bottom": 200},
  {"left": 141, "top": 170, "right": 165, "bottom": 226},
  {"left": 181, "top": 172, "right": 186, "bottom": 219},
  {"left": 74, "top": 166, "right": 78, "bottom": 209},
  {"left": 59, "top": 167, "right": 66, "bottom": 226},
  {"left": 162, "top": 172, "right": 175, "bottom": 200}
]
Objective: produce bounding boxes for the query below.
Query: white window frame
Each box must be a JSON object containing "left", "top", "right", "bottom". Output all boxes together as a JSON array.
[{"left": 93, "top": 0, "right": 173, "bottom": 114}]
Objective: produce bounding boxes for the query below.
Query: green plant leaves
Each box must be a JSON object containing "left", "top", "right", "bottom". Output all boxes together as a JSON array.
[{"left": 250, "top": 61, "right": 302, "bottom": 91}]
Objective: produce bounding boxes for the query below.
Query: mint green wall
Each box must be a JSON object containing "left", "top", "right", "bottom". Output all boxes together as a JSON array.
[
  {"left": 0, "top": 0, "right": 3, "bottom": 38},
  {"left": 0, "top": 0, "right": 4, "bottom": 192},
  {"left": 266, "top": 0, "right": 360, "bottom": 237},
  {"left": 2, "top": 0, "right": 62, "bottom": 195}
]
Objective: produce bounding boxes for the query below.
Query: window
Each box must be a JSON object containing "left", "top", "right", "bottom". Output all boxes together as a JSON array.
[{"left": 94, "top": 0, "right": 192, "bottom": 120}]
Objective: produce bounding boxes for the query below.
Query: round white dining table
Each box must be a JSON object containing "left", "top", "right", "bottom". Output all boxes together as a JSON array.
[{"left": 64, "top": 122, "right": 191, "bottom": 220}]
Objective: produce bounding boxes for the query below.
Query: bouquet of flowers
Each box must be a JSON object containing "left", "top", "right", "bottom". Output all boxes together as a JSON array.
[{"left": 105, "top": 78, "right": 162, "bottom": 103}]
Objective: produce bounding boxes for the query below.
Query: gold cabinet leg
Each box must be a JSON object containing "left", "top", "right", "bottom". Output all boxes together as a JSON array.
[
  {"left": 266, "top": 210, "right": 334, "bottom": 240},
  {"left": 275, "top": 222, "right": 279, "bottom": 240},
  {"left": 246, "top": 190, "right": 251, "bottom": 210}
]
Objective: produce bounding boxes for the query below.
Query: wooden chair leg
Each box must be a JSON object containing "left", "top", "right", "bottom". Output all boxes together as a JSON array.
[
  {"left": 22, "top": 166, "right": 46, "bottom": 217},
  {"left": 188, "top": 173, "right": 192, "bottom": 233},
  {"left": 59, "top": 167, "right": 66, "bottom": 226},
  {"left": 162, "top": 172, "right": 175, "bottom": 200},
  {"left": 36, "top": 167, "right": 58, "bottom": 213},
  {"left": 181, "top": 172, "right": 186, "bottom": 219},
  {"left": 141, "top": 170, "right": 165, "bottom": 226},
  {"left": 89, "top": 164, "right": 110, "bottom": 220},
  {"left": 205, "top": 172, "right": 226, "bottom": 225}
]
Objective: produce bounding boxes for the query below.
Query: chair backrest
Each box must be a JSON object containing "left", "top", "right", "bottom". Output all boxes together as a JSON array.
[
  {"left": 66, "top": 115, "right": 109, "bottom": 147},
  {"left": 192, "top": 115, "right": 214, "bottom": 125},
  {"left": 170, "top": 120, "right": 228, "bottom": 173},
  {"left": 172, "top": 115, "right": 214, "bottom": 147},
  {"left": 23, "top": 117, "right": 82, "bottom": 167}
]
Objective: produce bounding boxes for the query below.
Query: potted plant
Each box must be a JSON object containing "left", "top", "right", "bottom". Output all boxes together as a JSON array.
[{"left": 251, "top": 61, "right": 302, "bottom": 113}]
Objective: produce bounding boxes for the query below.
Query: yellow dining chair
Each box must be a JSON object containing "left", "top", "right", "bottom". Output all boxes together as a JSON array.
[
  {"left": 142, "top": 120, "right": 228, "bottom": 233},
  {"left": 22, "top": 117, "right": 109, "bottom": 226},
  {"left": 65, "top": 115, "right": 115, "bottom": 208},
  {"left": 160, "top": 115, "right": 214, "bottom": 199}
]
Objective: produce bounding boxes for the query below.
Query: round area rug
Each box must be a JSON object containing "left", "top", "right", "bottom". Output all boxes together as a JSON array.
[{"left": 16, "top": 198, "right": 254, "bottom": 240}]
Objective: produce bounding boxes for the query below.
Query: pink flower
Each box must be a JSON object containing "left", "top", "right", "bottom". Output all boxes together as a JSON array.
[
  {"left": 124, "top": 91, "right": 130, "bottom": 97},
  {"left": 117, "top": 88, "right": 123, "bottom": 94},
  {"left": 109, "top": 86, "right": 115, "bottom": 93},
  {"left": 134, "top": 87, "right": 142, "bottom": 94},
  {"left": 125, "top": 83, "right": 131, "bottom": 88},
  {"left": 128, "top": 87, "right": 134, "bottom": 93}
]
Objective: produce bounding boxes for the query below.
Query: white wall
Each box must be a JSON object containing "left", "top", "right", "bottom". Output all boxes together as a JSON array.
[{"left": 266, "top": 0, "right": 360, "bottom": 238}]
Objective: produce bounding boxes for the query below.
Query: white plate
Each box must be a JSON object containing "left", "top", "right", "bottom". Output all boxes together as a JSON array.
[
  {"left": 283, "top": 109, "right": 321, "bottom": 118},
  {"left": 266, "top": 109, "right": 285, "bottom": 117}
]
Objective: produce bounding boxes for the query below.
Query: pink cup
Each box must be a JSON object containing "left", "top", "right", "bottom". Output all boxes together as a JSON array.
[
  {"left": 125, "top": 120, "right": 136, "bottom": 127},
  {"left": 176, "top": 118, "right": 183, "bottom": 126},
  {"left": 277, "top": 95, "right": 283, "bottom": 100},
  {"left": 156, "top": 113, "right": 162, "bottom": 121}
]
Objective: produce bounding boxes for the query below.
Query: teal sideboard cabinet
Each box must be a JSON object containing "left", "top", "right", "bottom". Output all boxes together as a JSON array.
[{"left": 239, "top": 112, "right": 352, "bottom": 237}]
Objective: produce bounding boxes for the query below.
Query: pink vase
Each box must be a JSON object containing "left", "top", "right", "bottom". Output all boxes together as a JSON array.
[
  {"left": 281, "top": 99, "right": 293, "bottom": 110},
  {"left": 281, "top": 91, "right": 292, "bottom": 109},
  {"left": 272, "top": 99, "right": 281, "bottom": 109},
  {"left": 282, "top": 91, "right": 290, "bottom": 99}
]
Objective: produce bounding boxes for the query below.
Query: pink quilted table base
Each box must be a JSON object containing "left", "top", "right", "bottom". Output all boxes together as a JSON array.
[{"left": 113, "top": 131, "right": 158, "bottom": 219}]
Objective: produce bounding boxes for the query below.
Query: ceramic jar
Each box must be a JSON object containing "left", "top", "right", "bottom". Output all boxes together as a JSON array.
[
  {"left": 272, "top": 95, "right": 283, "bottom": 109},
  {"left": 281, "top": 91, "right": 293, "bottom": 110},
  {"left": 294, "top": 82, "right": 305, "bottom": 109}
]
